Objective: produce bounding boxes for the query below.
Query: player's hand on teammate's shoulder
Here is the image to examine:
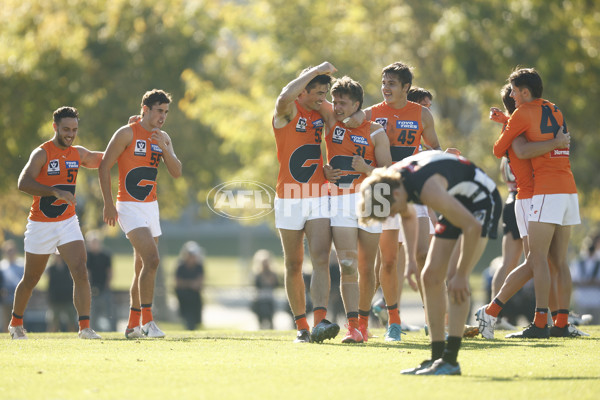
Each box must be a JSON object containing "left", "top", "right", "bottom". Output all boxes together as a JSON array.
[{"left": 128, "top": 115, "right": 141, "bottom": 124}]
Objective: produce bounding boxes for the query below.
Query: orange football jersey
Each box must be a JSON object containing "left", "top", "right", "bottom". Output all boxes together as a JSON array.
[
  {"left": 368, "top": 101, "right": 423, "bottom": 163},
  {"left": 117, "top": 122, "right": 162, "bottom": 202},
  {"left": 273, "top": 101, "right": 327, "bottom": 198},
  {"left": 29, "top": 140, "right": 80, "bottom": 222},
  {"left": 493, "top": 99, "right": 576, "bottom": 195},
  {"left": 325, "top": 120, "right": 377, "bottom": 195}
]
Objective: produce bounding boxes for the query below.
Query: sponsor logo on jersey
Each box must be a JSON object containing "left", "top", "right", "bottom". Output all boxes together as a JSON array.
[
  {"left": 134, "top": 140, "right": 147, "bottom": 156},
  {"left": 375, "top": 118, "right": 388, "bottom": 131},
  {"left": 396, "top": 120, "right": 419, "bottom": 130},
  {"left": 312, "top": 118, "right": 324, "bottom": 128},
  {"left": 48, "top": 159, "right": 60, "bottom": 175},
  {"left": 551, "top": 148, "right": 570, "bottom": 157},
  {"left": 332, "top": 126, "right": 346, "bottom": 144},
  {"left": 150, "top": 144, "right": 163, "bottom": 153},
  {"left": 65, "top": 160, "right": 79, "bottom": 169},
  {"left": 296, "top": 117, "right": 307, "bottom": 132},
  {"left": 350, "top": 135, "right": 369, "bottom": 146}
]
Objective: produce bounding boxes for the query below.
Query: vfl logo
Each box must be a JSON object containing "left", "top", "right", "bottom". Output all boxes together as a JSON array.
[
  {"left": 207, "top": 181, "right": 275, "bottom": 221},
  {"left": 332, "top": 126, "right": 346, "bottom": 144},
  {"left": 375, "top": 118, "right": 388, "bottom": 131},
  {"left": 48, "top": 159, "right": 60, "bottom": 175},
  {"left": 296, "top": 118, "right": 307, "bottom": 133},
  {"left": 134, "top": 140, "right": 147, "bottom": 156}
]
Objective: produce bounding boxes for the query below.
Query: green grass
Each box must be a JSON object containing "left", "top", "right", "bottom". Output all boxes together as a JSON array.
[{"left": 2, "top": 327, "right": 599, "bottom": 400}]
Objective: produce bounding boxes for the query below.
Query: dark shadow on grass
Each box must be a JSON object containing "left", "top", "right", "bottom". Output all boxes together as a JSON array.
[
  {"left": 469, "top": 375, "right": 600, "bottom": 381},
  {"left": 460, "top": 339, "right": 562, "bottom": 350}
]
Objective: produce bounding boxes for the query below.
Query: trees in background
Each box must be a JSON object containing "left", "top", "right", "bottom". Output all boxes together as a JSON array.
[{"left": 1, "top": 0, "right": 599, "bottom": 241}]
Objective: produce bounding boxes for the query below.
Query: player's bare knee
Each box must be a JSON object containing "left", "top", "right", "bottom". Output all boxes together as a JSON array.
[
  {"left": 421, "top": 268, "right": 443, "bottom": 287},
  {"left": 339, "top": 258, "right": 357, "bottom": 276}
]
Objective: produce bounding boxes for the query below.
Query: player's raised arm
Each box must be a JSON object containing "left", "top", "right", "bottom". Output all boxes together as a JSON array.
[{"left": 274, "top": 62, "right": 337, "bottom": 128}]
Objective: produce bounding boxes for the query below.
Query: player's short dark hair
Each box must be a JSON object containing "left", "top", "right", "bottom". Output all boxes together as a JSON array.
[
  {"left": 300, "top": 66, "right": 333, "bottom": 93},
  {"left": 141, "top": 89, "right": 172, "bottom": 110},
  {"left": 509, "top": 68, "right": 543, "bottom": 98},
  {"left": 500, "top": 83, "right": 516, "bottom": 115},
  {"left": 331, "top": 76, "right": 364, "bottom": 110},
  {"left": 407, "top": 87, "right": 433, "bottom": 104},
  {"left": 382, "top": 62, "right": 413, "bottom": 90},
  {"left": 53, "top": 106, "right": 79, "bottom": 124}
]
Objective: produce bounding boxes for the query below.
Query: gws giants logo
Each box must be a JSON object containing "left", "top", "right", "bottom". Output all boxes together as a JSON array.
[
  {"left": 48, "top": 159, "right": 60, "bottom": 175},
  {"left": 207, "top": 180, "right": 275, "bottom": 220},
  {"left": 134, "top": 140, "right": 147, "bottom": 156}
]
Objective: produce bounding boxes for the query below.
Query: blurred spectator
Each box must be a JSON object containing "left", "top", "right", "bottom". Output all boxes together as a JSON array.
[
  {"left": 46, "top": 254, "right": 77, "bottom": 332},
  {"left": 570, "top": 233, "right": 600, "bottom": 323},
  {"left": 251, "top": 249, "right": 279, "bottom": 329},
  {"left": 175, "top": 241, "right": 205, "bottom": 330},
  {"left": 85, "top": 230, "right": 115, "bottom": 332},
  {"left": 1, "top": 240, "right": 25, "bottom": 332}
]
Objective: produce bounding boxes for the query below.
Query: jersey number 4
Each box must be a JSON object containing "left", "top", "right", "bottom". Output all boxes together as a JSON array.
[{"left": 540, "top": 105, "right": 563, "bottom": 137}]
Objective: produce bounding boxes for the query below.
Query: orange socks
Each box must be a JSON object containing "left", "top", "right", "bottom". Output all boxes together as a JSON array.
[
  {"left": 128, "top": 308, "right": 142, "bottom": 329},
  {"left": 486, "top": 299, "right": 504, "bottom": 318},
  {"left": 294, "top": 314, "right": 310, "bottom": 331},
  {"left": 348, "top": 317, "right": 359, "bottom": 329},
  {"left": 10, "top": 313, "right": 23, "bottom": 327},
  {"left": 534, "top": 308, "right": 548, "bottom": 328},
  {"left": 78, "top": 316, "right": 90, "bottom": 331},
  {"left": 313, "top": 307, "right": 327, "bottom": 326},
  {"left": 555, "top": 309, "right": 569, "bottom": 328},
  {"left": 141, "top": 304, "right": 153, "bottom": 325},
  {"left": 387, "top": 304, "right": 401, "bottom": 325},
  {"left": 358, "top": 309, "right": 370, "bottom": 329}
]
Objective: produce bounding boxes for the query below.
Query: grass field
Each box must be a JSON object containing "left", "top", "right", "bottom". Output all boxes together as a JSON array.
[{"left": 2, "top": 326, "right": 599, "bottom": 400}]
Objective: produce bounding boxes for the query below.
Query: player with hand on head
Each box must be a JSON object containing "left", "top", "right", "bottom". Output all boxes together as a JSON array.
[
  {"left": 99, "top": 89, "right": 182, "bottom": 339},
  {"left": 273, "top": 62, "right": 366, "bottom": 343},
  {"left": 9, "top": 106, "right": 103, "bottom": 340}
]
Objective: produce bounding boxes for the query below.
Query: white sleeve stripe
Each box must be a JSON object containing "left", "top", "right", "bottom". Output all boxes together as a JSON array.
[{"left": 371, "top": 127, "right": 385, "bottom": 137}]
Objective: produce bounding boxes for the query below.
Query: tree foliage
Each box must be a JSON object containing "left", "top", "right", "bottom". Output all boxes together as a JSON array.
[{"left": 1, "top": 0, "right": 599, "bottom": 241}]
